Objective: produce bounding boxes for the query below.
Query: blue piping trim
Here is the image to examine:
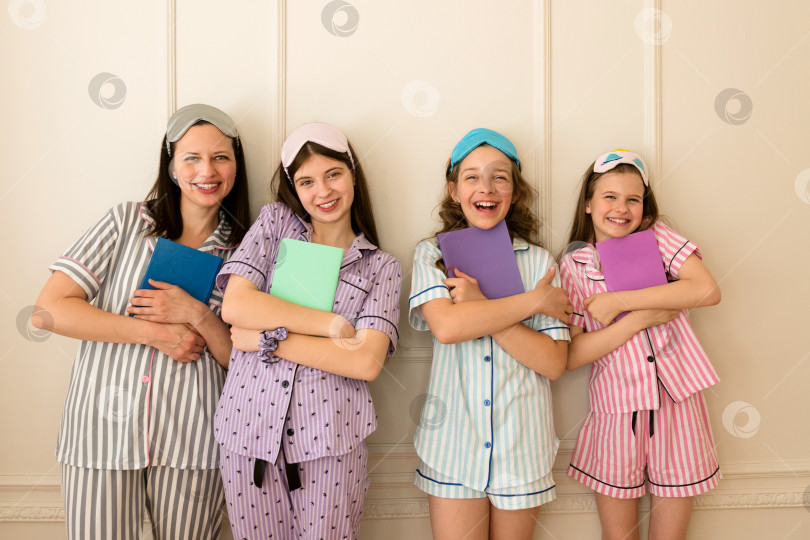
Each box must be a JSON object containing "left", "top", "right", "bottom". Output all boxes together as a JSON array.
[{"left": 408, "top": 284, "right": 449, "bottom": 303}]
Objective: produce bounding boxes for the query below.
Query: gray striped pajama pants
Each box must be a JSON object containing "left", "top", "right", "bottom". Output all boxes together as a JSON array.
[
  {"left": 219, "top": 443, "right": 369, "bottom": 540},
  {"left": 61, "top": 463, "right": 224, "bottom": 540}
]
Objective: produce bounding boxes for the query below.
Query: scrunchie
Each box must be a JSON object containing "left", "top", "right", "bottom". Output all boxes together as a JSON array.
[{"left": 258, "top": 327, "right": 288, "bottom": 363}]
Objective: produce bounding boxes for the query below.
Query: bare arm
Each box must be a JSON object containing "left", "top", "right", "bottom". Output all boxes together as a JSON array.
[
  {"left": 126, "top": 279, "right": 233, "bottom": 369},
  {"left": 230, "top": 326, "right": 390, "bottom": 381},
  {"left": 584, "top": 254, "right": 721, "bottom": 326},
  {"left": 420, "top": 267, "right": 571, "bottom": 344},
  {"left": 566, "top": 309, "right": 680, "bottom": 371},
  {"left": 33, "top": 271, "right": 204, "bottom": 361},
  {"left": 221, "top": 274, "right": 354, "bottom": 339},
  {"left": 492, "top": 324, "right": 568, "bottom": 380}
]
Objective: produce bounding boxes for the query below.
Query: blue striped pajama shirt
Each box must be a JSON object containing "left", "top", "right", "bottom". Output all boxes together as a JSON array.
[{"left": 409, "top": 237, "right": 569, "bottom": 499}]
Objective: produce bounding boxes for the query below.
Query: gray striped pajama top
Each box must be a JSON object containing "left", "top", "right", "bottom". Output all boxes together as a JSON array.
[
  {"left": 50, "top": 201, "right": 236, "bottom": 470},
  {"left": 409, "top": 237, "right": 570, "bottom": 492},
  {"left": 213, "top": 202, "right": 401, "bottom": 463}
]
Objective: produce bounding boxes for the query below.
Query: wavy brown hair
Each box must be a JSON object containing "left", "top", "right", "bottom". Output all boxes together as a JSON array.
[
  {"left": 432, "top": 148, "right": 541, "bottom": 272},
  {"left": 143, "top": 121, "right": 250, "bottom": 246},
  {"left": 270, "top": 141, "right": 380, "bottom": 247},
  {"left": 562, "top": 161, "right": 659, "bottom": 258}
]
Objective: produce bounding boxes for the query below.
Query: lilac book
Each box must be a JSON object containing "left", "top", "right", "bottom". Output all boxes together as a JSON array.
[
  {"left": 437, "top": 220, "right": 524, "bottom": 299},
  {"left": 595, "top": 228, "right": 668, "bottom": 320}
]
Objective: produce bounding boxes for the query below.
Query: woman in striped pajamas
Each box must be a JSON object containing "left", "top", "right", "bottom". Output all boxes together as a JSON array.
[
  {"left": 215, "top": 122, "right": 402, "bottom": 539},
  {"left": 560, "top": 150, "right": 722, "bottom": 540},
  {"left": 33, "top": 104, "right": 251, "bottom": 539},
  {"left": 408, "top": 129, "right": 573, "bottom": 540}
]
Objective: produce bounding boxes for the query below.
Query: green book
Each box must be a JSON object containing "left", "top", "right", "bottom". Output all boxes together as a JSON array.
[{"left": 269, "top": 238, "right": 343, "bottom": 311}]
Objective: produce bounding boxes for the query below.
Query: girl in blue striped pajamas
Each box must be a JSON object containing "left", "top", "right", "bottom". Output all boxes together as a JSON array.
[{"left": 409, "top": 129, "right": 573, "bottom": 540}]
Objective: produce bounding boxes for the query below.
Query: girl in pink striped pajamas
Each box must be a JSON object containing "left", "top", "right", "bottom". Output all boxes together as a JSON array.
[{"left": 559, "top": 150, "right": 722, "bottom": 540}]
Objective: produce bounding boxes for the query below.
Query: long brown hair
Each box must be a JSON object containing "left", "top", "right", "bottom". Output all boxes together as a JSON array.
[
  {"left": 143, "top": 121, "right": 251, "bottom": 246},
  {"left": 270, "top": 141, "right": 380, "bottom": 247},
  {"left": 563, "top": 161, "right": 659, "bottom": 257}
]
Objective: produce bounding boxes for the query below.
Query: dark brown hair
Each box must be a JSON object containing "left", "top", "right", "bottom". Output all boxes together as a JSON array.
[
  {"left": 270, "top": 141, "right": 380, "bottom": 247},
  {"left": 143, "top": 121, "right": 251, "bottom": 246},
  {"left": 563, "top": 161, "right": 659, "bottom": 257}
]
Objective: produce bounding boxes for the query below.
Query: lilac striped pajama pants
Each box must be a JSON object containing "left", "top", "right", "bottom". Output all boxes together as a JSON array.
[{"left": 219, "top": 442, "right": 369, "bottom": 539}]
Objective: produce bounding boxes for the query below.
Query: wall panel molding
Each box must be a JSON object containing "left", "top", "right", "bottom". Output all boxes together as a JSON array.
[
  {"left": 644, "top": 0, "right": 664, "bottom": 187},
  {"left": 2, "top": 454, "right": 808, "bottom": 522},
  {"left": 535, "top": 0, "right": 553, "bottom": 248},
  {"left": 271, "top": 0, "right": 287, "bottom": 179},
  {"left": 166, "top": 0, "right": 177, "bottom": 115}
]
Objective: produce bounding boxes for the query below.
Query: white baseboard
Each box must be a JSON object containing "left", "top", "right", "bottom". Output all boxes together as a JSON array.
[{"left": 2, "top": 444, "right": 808, "bottom": 521}]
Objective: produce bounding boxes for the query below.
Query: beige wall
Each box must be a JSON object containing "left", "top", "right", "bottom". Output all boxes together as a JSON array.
[{"left": 2, "top": 1, "right": 809, "bottom": 538}]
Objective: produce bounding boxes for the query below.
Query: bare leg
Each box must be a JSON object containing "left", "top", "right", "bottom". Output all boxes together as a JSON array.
[
  {"left": 648, "top": 495, "right": 693, "bottom": 540},
  {"left": 490, "top": 504, "right": 540, "bottom": 540},
  {"left": 595, "top": 493, "right": 640, "bottom": 540},
  {"left": 428, "top": 495, "right": 490, "bottom": 540}
]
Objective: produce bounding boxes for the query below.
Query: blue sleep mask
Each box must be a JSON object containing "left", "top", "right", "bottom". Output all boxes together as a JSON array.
[{"left": 450, "top": 128, "right": 520, "bottom": 172}]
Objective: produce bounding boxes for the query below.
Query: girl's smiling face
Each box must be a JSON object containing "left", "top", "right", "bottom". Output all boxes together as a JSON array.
[
  {"left": 292, "top": 153, "right": 355, "bottom": 227},
  {"left": 449, "top": 145, "right": 516, "bottom": 230},
  {"left": 586, "top": 170, "right": 646, "bottom": 242}
]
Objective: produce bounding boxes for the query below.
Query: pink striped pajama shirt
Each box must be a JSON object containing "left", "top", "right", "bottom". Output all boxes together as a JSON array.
[{"left": 560, "top": 221, "right": 720, "bottom": 498}]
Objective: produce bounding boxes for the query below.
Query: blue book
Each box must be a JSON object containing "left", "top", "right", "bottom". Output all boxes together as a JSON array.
[{"left": 130, "top": 237, "right": 223, "bottom": 315}]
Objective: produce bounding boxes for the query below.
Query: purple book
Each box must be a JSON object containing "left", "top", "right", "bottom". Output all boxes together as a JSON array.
[
  {"left": 595, "top": 228, "right": 668, "bottom": 320},
  {"left": 437, "top": 220, "right": 524, "bottom": 299}
]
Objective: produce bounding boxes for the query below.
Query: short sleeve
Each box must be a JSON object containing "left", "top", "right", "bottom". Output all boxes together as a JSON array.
[
  {"left": 560, "top": 253, "right": 587, "bottom": 330},
  {"left": 354, "top": 257, "right": 402, "bottom": 356},
  {"left": 49, "top": 205, "right": 122, "bottom": 301},
  {"left": 407, "top": 239, "right": 451, "bottom": 331},
  {"left": 527, "top": 248, "right": 570, "bottom": 342},
  {"left": 216, "top": 204, "right": 276, "bottom": 293},
  {"left": 653, "top": 221, "right": 701, "bottom": 280}
]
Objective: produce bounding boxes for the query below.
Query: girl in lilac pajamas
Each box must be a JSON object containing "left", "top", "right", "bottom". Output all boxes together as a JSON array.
[{"left": 214, "top": 123, "right": 401, "bottom": 539}]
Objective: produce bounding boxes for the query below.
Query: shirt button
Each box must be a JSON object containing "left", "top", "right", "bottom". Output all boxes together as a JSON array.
[
  {"left": 484, "top": 399, "right": 491, "bottom": 407},
  {"left": 281, "top": 380, "right": 289, "bottom": 388},
  {"left": 286, "top": 428, "right": 294, "bottom": 436},
  {"left": 484, "top": 442, "right": 492, "bottom": 449},
  {"left": 647, "top": 355, "right": 655, "bottom": 363},
  {"left": 484, "top": 355, "right": 491, "bottom": 362},
  {"left": 141, "top": 375, "right": 150, "bottom": 383}
]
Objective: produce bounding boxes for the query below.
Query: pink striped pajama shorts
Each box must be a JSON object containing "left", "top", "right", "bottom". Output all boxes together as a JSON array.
[{"left": 568, "top": 386, "right": 720, "bottom": 499}]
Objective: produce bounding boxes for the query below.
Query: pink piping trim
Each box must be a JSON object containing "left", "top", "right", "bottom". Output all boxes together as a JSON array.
[
  {"left": 144, "top": 347, "right": 156, "bottom": 466},
  {"left": 59, "top": 256, "right": 102, "bottom": 286}
]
